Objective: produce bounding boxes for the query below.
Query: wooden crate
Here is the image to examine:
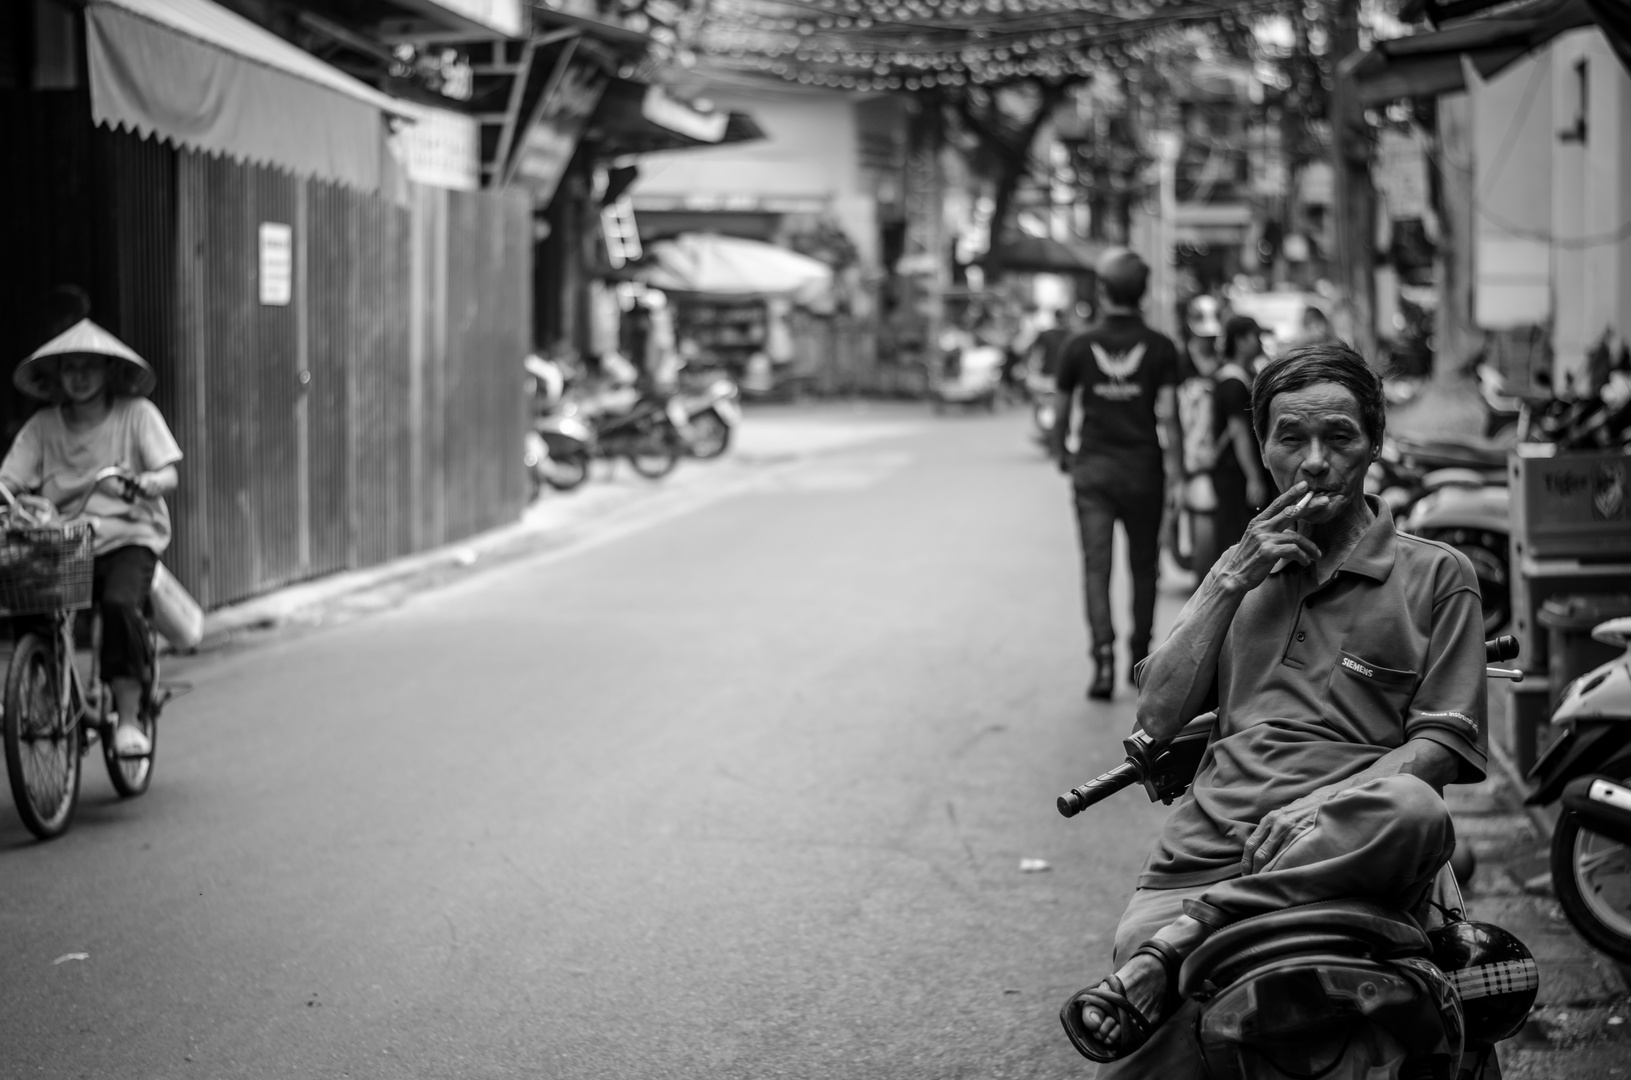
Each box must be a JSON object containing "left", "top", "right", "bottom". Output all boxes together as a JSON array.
[{"left": 1510, "top": 445, "right": 1631, "bottom": 562}]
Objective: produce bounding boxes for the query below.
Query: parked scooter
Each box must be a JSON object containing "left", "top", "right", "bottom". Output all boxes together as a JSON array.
[
  {"left": 527, "top": 411, "right": 593, "bottom": 494},
  {"left": 1525, "top": 616, "right": 1631, "bottom": 963},
  {"left": 930, "top": 340, "right": 1004, "bottom": 414},
  {"left": 524, "top": 352, "right": 592, "bottom": 495},
  {"left": 1056, "top": 636, "right": 1537, "bottom": 1079},
  {"left": 1379, "top": 434, "right": 1513, "bottom": 636},
  {"left": 676, "top": 371, "right": 741, "bottom": 460},
  {"left": 572, "top": 390, "right": 690, "bottom": 479}
]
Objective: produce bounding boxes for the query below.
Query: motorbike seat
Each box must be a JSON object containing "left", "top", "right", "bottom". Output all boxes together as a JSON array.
[
  {"left": 1394, "top": 435, "right": 1508, "bottom": 471},
  {"left": 1179, "top": 900, "right": 1429, "bottom": 1000}
]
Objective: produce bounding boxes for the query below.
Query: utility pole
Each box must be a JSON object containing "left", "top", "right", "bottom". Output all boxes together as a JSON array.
[{"left": 1329, "top": 0, "right": 1377, "bottom": 361}]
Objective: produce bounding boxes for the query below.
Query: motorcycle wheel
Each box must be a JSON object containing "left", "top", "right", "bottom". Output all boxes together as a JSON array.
[
  {"left": 1434, "top": 529, "right": 1511, "bottom": 635},
  {"left": 1550, "top": 807, "right": 1631, "bottom": 964},
  {"left": 628, "top": 425, "right": 681, "bottom": 478},
  {"left": 544, "top": 451, "right": 590, "bottom": 492},
  {"left": 687, "top": 410, "right": 732, "bottom": 460}
]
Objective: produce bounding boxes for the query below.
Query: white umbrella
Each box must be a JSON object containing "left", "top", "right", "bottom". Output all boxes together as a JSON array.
[{"left": 632, "top": 233, "right": 833, "bottom": 298}]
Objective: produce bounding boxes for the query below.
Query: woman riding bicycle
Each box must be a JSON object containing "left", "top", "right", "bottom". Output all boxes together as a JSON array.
[{"left": 0, "top": 317, "right": 181, "bottom": 759}]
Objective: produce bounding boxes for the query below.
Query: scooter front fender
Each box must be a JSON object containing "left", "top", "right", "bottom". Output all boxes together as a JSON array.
[
  {"left": 1560, "top": 775, "right": 1631, "bottom": 846},
  {"left": 1404, "top": 484, "right": 1510, "bottom": 536},
  {"left": 1527, "top": 721, "right": 1631, "bottom": 805}
]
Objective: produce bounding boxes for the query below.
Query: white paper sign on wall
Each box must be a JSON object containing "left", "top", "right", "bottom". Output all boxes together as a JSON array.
[{"left": 259, "top": 223, "right": 293, "bottom": 306}]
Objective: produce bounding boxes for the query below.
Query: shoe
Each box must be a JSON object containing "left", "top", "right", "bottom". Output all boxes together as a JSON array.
[
  {"left": 113, "top": 721, "right": 151, "bottom": 758},
  {"left": 1087, "top": 646, "right": 1115, "bottom": 701}
]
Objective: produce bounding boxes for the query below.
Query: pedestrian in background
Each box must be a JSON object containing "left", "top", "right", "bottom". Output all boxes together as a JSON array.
[
  {"left": 1174, "top": 297, "right": 1222, "bottom": 579},
  {"left": 1208, "top": 316, "right": 1272, "bottom": 566},
  {"left": 1051, "top": 249, "right": 1183, "bottom": 701},
  {"left": 1035, "top": 307, "right": 1075, "bottom": 380}
]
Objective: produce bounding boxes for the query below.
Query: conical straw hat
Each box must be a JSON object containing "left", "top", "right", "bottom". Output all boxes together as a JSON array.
[{"left": 15, "top": 318, "right": 156, "bottom": 401}]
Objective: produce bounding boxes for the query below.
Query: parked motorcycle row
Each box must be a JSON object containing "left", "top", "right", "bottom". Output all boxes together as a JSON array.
[
  {"left": 1371, "top": 362, "right": 1631, "bottom": 637},
  {"left": 523, "top": 355, "right": 742, "bottom": 499}
]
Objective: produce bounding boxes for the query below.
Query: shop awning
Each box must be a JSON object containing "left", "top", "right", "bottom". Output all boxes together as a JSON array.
[
  {"left": 1346, "top": 0, "right": 1630, "bottom": 105},
  {"left": 86, "top": 0, "right": 406, "bottom": 190},
  {"left": 587, "top": 78, "right": 766, "bottom": 156},
  {"left": 624, "top": 233, "right": 832, "bottom": 298}
]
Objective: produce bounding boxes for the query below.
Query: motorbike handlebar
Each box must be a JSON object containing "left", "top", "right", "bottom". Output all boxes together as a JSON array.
[
  {"left": 1485, "top": 636, "right": 1519, "bottom": 663},
  {"left": 1057, "top": 761, "right": 1140, "bottom": 818}
]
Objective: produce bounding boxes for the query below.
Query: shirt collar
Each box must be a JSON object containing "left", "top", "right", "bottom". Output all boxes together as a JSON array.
[{"left": 1272, "top": 495, "right": 1398, "bottom": 582}]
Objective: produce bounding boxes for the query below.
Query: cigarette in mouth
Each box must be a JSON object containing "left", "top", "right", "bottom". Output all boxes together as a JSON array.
[{"left": 1294, "top": 490, "right": 1319, "bottom": 513}]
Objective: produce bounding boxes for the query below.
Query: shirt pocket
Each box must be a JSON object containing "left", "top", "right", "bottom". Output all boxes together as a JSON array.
[{"left": 1326, "top": 650, "right": 1418, "bottom": 729}]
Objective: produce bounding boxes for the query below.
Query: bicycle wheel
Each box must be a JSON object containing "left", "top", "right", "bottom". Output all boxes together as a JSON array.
[
  {"left": 102, "top": 628, "right": 158, "bottom": 798},
  {"left": 3, "top": 631, "right": 81, "bottom": 839}
]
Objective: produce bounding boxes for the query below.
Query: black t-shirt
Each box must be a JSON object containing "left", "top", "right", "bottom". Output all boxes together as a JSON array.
[
  {"left": 1036, "top": 326, "right": 1070, "bottom": 377},
  {"left": 1055, "top": 314, "right": 1180, "bottom": 457},
  {"left": 1211, "top": 368, "right": 1266, "bottom": 485}
]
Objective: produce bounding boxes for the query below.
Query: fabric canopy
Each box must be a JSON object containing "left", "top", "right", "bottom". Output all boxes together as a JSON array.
[
  {"left": 86, "top": 0, "right": 403, "bottom": 190},
  {"left": 628, "top": 234, "right": 833, "bottom": 298},
  {"left": 979, "top": 234, "right": 1103, "bottom": 274},
  {"left": 1347, "top": 0, "right": 1631, "bottom": 105}
]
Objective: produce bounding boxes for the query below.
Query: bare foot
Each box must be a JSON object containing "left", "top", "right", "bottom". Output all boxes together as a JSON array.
[{"left": 1079, "top": 951, "right": 1168, "bottom": 1047}]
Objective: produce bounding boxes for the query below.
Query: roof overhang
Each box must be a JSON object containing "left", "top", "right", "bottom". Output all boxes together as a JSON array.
[{"left": 1348, "top": 0, "right": 1631, "bottom": 105}]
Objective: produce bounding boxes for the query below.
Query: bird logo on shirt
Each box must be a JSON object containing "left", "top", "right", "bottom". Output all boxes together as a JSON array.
[{"left": 1090, "top": 342, "right": 1145, "bottom": 401}]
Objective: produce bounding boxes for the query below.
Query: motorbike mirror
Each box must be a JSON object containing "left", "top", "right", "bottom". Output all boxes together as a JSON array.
[{"left": 1590, "top": 616, "right": 1631, "bottom": 649}]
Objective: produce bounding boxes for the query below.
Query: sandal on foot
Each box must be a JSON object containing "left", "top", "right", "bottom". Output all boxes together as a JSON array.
[{"left": 1059, "top": 937, "right": 1183, "bottom": 1062}]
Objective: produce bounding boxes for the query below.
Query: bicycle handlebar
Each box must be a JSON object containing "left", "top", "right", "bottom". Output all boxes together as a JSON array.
[{"left": 0, "top": 466, "right": 142, "bottom": 527}]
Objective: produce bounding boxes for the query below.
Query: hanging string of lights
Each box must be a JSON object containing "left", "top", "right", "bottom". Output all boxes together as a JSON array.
[{"left": 693, "top": 0, "right": 1294, "bottom": 93}]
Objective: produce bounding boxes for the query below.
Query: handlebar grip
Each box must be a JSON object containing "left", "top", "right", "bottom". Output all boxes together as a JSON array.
[
  {"left": 1485, "top": 635, "right": 1519, "bottom": 663},
  {"left": 1057, "top": 762, "right": 1139, "bottom": 818}
]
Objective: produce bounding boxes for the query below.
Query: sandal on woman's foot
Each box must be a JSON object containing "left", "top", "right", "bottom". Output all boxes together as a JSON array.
[{"left": 1059, "top": 937, "right": 1184, "bottom": 1062}]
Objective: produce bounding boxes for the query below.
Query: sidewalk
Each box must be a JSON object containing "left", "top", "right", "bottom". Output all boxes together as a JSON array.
[{"left": 193, "top": 402, "right": 927, "bottom": 653}]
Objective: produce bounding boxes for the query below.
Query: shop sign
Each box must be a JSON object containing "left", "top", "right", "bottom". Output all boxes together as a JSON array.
[
  {"left": 1375, "top": 129, "right": 1428, "bottom": 220},
  {"left": 514, "top": 56, "right": 607, "bottom": 204},
  {"left": 426, "top": 0, "right": 522, "bottom": 36},
  {"left": 396, "top": 104, "right": 480, "bottom": 191},
  {"left": 259, "top": 223, "right": 292, "bottom": 306}
]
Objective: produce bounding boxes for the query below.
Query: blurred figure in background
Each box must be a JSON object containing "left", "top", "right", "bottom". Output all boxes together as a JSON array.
[
  {"left": 1035, "top": 307, "right": 1076, "bottom": 380},
  {"left": 1294, "top": 305, "right": 1334, "bottom": 350},
  {"left": 1052, "top": 249, "right": 1183, "bottom": 701},
  {"left": 1208, "top": 316, "right": 1272, "bottom": 566},
  {"left": 1173, "top": 297, "right": 1223, "bottom": 578}
]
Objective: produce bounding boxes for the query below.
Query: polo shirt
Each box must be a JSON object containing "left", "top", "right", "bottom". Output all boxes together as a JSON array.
[{"left": 1139, "top": 498, "right": 1488, "bottom": 890}]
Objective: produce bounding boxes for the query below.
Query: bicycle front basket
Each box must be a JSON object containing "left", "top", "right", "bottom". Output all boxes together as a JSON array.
[{"left": 0, "top": 520, "right": 94, "bottom": 616}]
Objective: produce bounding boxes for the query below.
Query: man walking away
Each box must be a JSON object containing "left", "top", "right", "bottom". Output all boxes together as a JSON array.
[{"left": 1052, "top": 249, "right": 1183, "bottom": 701}]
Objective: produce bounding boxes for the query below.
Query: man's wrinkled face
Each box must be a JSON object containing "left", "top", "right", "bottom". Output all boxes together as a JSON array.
[
  {"left": 1262, "top": 380, "right": 1375, "bottom": 526},
  {"left": 60, "top": 355, "right": 109, "bottom": 404}
]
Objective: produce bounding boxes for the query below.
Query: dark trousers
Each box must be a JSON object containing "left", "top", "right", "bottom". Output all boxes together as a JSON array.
[
  {"left": 1071, "top": 452, "right": 1164, "bottom": 655},
  {"left": 92, "top": 545, "right": 157, "bottom": 681},
  {"left": 1097, "top": 775, "right": 1456, "bottom": 1078}
]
